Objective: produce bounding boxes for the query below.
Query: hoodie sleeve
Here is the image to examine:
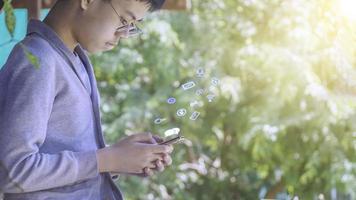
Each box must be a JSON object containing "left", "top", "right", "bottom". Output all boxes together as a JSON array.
[{"left": 0, "top": 42, "right": 99, "bottom": 193}]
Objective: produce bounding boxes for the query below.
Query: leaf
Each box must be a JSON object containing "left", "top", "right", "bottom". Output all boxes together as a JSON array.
[
  {"left": 3, "top": 0, "right": 16, "bottom": 39},
  {"left": 20, "top": 44, "right": 41, "bottom": 69}
]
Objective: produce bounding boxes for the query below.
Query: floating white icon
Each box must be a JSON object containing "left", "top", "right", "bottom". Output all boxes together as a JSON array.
[
  {"left": 196, "top": 68, "right": 205, "bottom": 78},
  {"left": 164, "top": 127, "right": 180, "bottom": 137},
  {"left": 190, "top": 100, "right": 203, "bottom": 108},
  {"left": 176, "top": 108, "right": 187, "bottom": 117},
  {"left": 154, "top": 118, "right": 166, "bottom": 124},
  {"left": 167, "top": 97, "right": 176, "bottom": 104},
  {"left": 211, "top": 77, "right": 220, "bottom": 86},
  {"left": 181, "top": 81, "right": 196, "bottom": 91},
  {"left": 196, "top": 88, "right": 204, "bottom": 96},
  {"left": 207, "top": 94, "right": 215, "bottom": 102},
  {"left": 190, "top": 100, "right": 199, "bottom": 108},
  {"left": 190, "top": 111, "right": 200, "bottom": 120}
]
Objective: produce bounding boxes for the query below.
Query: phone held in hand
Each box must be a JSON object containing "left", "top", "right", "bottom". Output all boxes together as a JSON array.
[
  {"left": 159, "top": 134, "right": 184, "bottom": 145},
  {"left": 159, "top": 127, "right": 184, "bottom": 145}
]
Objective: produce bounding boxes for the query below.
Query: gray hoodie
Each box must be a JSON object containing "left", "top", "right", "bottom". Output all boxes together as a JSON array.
[{"left": 0, "top": 20, "right": 123, "bottom": 200}]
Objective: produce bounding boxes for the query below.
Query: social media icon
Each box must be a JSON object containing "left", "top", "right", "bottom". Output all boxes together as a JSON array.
[
  {"left": 182, "top": 81, "right": 196, "bottom": 91},
  {"left": 176, "top": 108, "right": 187, "bottom": 117},
  {"left": 154, "top": 118, "right": 166, "bottom": 124},
  {"left": 196, "top": 68, "right": 205, "bottom": 78},
  {"left": 190, "top": 111, "right": 200, "bottom": 120},
  {"left": 211, "top": 77, "right": 220, "bottom": 86},
  {"left": 164, "top": 127, "right": 180, "bottom": 137},
  {"left": 167, "top": 97, "right": 176, "bottom": 104},
  {"left": 207, "top": 94, "right": 215, "bottom": 102},
  {"left": 196, "top": 89, "right": 204, "bottom": 96}
]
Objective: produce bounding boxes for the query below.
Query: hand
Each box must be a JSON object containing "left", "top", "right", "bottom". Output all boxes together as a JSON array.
[
  {"left": 125, "top": 135, "right": 174, "bottom": 177},
  {"left": 142, "top": 135, "right": 173, "bottom": 176},
  {"left": 152, "top": 135, "right": 173, "bottom": 167},
  {"left": 96, "top": 132, "right": 173, "bottom": 174},
  {"left": 142, "top": 158, "right": 170, "bottom": 177}
]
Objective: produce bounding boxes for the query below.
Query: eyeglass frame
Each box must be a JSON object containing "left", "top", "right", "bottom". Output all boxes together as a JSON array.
[{"left": 107, "top": 1, "right": 143, "bottom": 37}]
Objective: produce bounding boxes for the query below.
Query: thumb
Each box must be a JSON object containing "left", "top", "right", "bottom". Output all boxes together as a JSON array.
[
  {"left": 130, "top": 132, "right": 156, "bottom": 143},
  {"left": 152, "top": 135, "right": 163, "bottom": 143}
]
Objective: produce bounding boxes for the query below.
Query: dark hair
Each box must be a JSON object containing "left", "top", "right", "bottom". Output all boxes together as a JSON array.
[
  {"left": 0, "top": 0, "right": 4, "bottom": 11},
  {"left": 104, "top": 0, "right": 165, "bottom": 12},
  {"left": 142, "top": 0, "right": 165, "bottom": 12}
]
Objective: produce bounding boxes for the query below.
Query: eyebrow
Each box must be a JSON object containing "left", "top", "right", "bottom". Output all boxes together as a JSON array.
[{"left": 125, "top": 10, "right": 143, "bottom": 21}]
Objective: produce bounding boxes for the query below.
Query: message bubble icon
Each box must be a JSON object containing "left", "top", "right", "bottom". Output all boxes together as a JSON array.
[
  {"left": 164, "top": 127, "right": 181, "bottom": 137},
  {"left": 182, "top": 81, "right": 196, "bottom": 91},
  {"left": 190, "top": 111, "right": 200, "bottom": 121}
]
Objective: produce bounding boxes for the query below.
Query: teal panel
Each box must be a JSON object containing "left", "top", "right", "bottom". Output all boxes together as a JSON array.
[{"left": 0, "top": 9, "right": 49, "bottom": 68}]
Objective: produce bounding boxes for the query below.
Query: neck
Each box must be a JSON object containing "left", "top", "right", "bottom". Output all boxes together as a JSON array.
[{"left": 43, "top": 4, "right": 78, "bottom": 53}]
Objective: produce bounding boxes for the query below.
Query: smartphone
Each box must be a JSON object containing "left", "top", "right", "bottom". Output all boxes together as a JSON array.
[{"left": 159, "top": 134, "right": 184, "bottom": 145}]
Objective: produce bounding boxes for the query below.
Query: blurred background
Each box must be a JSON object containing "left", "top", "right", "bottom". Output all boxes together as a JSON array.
[{"left": 1, "top": 0, "right": 356, "bottom": 199}]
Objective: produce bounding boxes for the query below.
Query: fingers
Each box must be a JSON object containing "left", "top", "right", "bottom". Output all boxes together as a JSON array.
[
  {"left": 168, "top": 145, "right": 174, "bottom": 153},
  {"left": 140, "top": 154, "right": 161, "bottom": 171},
  {"left": 149, "top": 144, "right": 173, "bottom": 154},
  {"left": 140, "top": 144, "right": 173, "bottom": 167},
  {"left": 130, "top": 132, "right": 156, "bottom": 143},
  {"left": 142, "top": 157, "right": 172, "bottom": 177},
  {"left": 144, "top": 160, "right": 164, "bottom": 176},
  {"left": 155, "top": 159, "right": 165, "bottom": 172},
  {"left": 152, "top": 135, "right": 163, "bottom": 143},
  {"left": 143, "top": 167, "right": 153, "bottom": 176},
  {"left": 162, "top": 154, "right": 172, "bottom": 166},
  {"left": 146, "top": 162, "right": 156, "bottom": 169},
  {"left": 152, "top": 153, "right": 172, "bottom": 166}
]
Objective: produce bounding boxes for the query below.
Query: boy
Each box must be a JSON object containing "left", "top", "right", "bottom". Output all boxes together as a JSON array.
[{"left": 0, "top": 0, "right": 173, "bottom": 199}]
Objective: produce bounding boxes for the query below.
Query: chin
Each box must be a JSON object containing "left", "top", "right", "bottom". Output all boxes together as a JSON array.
[
  {"left": 83, "top": 42, "right": 116, "bottom": 54},
  {"left": 88, "top": 49, "right": 103, "bottom": 54},
  {"left": 86, "top": 47, "right": 105, "bottom": 54}
]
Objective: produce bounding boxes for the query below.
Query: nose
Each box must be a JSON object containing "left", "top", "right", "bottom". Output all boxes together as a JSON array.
[{"left": 115, "top": 28, "right": 130, "bottom": 39}]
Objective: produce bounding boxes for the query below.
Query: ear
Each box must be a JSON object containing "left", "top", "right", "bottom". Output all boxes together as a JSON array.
[{"left": 80, "top": 0, "right": 96, "bottom": 10}]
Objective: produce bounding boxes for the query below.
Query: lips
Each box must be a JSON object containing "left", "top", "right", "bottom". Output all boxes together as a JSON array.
[{"left": 106, "top": 42, "right": 117, "bottom": 46}]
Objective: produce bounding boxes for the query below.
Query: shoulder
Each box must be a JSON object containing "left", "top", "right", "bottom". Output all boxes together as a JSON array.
[
  {"left": 1, "top": 34, "right": 59, "bottom": 78},
  {"left": 0, "top": 35, "right": 62, "bottom": 94}
]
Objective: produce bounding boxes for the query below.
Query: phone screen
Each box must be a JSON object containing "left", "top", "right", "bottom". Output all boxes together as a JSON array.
[
  {"left": 159, "top": 127, "right": 184, "bottom": 145},
  {"left": 159, "top": 134, "right": 184, "bottom": 145}
]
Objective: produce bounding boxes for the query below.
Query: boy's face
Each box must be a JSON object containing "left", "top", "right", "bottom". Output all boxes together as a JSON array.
[{"left": 73, "top": 0, "right": 150, "bottom": 53}]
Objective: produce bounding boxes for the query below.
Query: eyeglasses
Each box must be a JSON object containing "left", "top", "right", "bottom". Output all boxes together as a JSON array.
[{"left": 108, "top": 1, "right": 143, "bottom": 37}]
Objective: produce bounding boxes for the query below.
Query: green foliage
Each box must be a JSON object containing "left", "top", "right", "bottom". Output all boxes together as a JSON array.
[
  {"left": 2, "top": 2, "right": 40, "bottom": 70},
  {"left": 20, "top": 43, "right": 41, "bottom": 69},
  {"left": 92, "top": 0, "right": 356, "bottom": 199},
  {"left": 3, "top": 0, "right": 15, "bottom": 39}
]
